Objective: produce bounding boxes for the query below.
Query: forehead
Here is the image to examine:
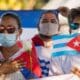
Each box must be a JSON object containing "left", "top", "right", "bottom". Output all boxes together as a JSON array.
[
  {"left": 42, "top": 12, "right": 57, "bottom": 19},
  {"left": 1, "top": 16, "right": 18, "bottom": 25},
  {"left": 73, "top": 16, "right": 80, "bottom": 23}
]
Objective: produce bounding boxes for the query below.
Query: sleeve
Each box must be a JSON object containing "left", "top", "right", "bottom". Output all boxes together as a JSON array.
[{"left": 49, "top": 55, "right": 72, "bottom": 76}]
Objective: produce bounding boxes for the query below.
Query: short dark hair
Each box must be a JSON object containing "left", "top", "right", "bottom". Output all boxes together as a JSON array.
[
  {"left": 68, "top": 8, "right": 80, "bottom": 22},
  {"left": 1, "top": 12, "right": 21, "bottom": 29},
  {"left": 41, "top": 10, "right": 59, "bottom": 19}
]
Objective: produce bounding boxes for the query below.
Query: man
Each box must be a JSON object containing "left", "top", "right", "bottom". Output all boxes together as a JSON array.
[{"left": 0, "top": 12, "right": 41, "bottom": 80}]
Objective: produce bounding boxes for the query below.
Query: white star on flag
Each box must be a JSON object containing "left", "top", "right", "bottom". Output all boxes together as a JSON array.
[{"left": 73, "top": 40, "right": 80, "bottom": 47}]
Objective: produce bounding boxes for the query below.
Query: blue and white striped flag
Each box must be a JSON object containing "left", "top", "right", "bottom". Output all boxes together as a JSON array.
[{"left": 52, "top": 33, "right": 80, "bottom": 57}]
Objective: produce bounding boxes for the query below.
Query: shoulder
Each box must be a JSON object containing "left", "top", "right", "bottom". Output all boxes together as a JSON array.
[{"left": 32, "top": 35, "right": 44, "bottom": 46}]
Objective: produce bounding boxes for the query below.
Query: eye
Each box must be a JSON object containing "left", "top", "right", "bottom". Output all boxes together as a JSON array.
[
  {"left": 51, "top": 19, "right": 57, "bottom": 23},
  {"left": 74, "top": 23, "right": 79, "bottom": 26},
  {"left": 0, "top": 29, "right": 4, "bottom": 33},
  {"left": 7, "top": 27, "right": 16, "bottom": 33},
  {"left": 0, "top": 24, "right": 4, "bottom": 28},
  {"left": 0, "top": 25, "right": 5, "bottom": 33},
  {"left": 41, "top": 19, "right": 48, "bottom": 23}
]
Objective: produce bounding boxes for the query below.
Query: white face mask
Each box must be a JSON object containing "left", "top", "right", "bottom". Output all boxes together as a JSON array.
[
  {"left": 0, "top": 33, "right": 16, "bottom": 47},
  {"left": 39, "top": 22, "right": 59, "bottom": 36}
]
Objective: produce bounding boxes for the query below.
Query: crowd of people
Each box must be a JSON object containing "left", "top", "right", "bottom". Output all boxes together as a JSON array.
[{"left": 0, "top": 6, "right": 80, "bottom": 80}]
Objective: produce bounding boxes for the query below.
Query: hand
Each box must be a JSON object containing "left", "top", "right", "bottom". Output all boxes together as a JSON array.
[
  {"left": 71, "top": 67, "right": 80, "bottom": 77},
  {"left": 0, "top": 60, "right": 24, "bottom": 75}
]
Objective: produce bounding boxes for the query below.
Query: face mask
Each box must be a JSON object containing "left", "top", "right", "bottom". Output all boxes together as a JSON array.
[
  {"left": 70, "top": 23, "right": 79, "bottom": 30},
  {"left": 39, "top": 22, "right": 59, "bottom": 36},
  {"left": 0, "top": 33, "right": 16, "bottom": 47}
]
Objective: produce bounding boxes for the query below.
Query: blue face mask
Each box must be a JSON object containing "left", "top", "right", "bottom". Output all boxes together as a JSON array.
[{"left": 0, "top": 33, "right": 16, "bottom": 47}]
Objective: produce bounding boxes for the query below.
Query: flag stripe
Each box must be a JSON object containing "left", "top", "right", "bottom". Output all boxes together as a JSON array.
[
  {"left": 53, "top": 34, "right": 78, "bottom": 40},
  {"left": 52, "top": 50, "right": 80, "bottom": 57},
  {"left": 54, "top": 46, "right": 75, "bottom": 52},
  {"left": 53, "top": 39, "right": 69, "bottom": 44},
  {"left": 54, "top": 43, "right": 66, "bottom": 48}
]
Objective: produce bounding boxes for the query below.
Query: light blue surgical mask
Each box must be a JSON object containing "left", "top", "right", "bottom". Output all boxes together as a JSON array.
[{"left": 0, "top": 33, "right": 16, "bottom": 47}]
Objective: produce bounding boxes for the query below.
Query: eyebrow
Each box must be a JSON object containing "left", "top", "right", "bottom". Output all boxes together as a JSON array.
[
  {"left": 51, "top": 19, "right": 57, "bottom": 21},
  {"left": 42, "top": 18, "right": 57, "bottom": 22},
  {"left": 72, "top": 22, "right": 80, "bottom": 24},
  {"left": 0, "top": 24, "right": 5, "bottom": 27},
  {"left": 42, "top": 18, "right": 56, "bottom": 20},
  {"left": 42, "top": 19, "right": 48, "bottom": 20}
]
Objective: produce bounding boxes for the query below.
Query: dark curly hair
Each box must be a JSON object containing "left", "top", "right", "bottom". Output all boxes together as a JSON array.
[{"left": 68, "top": 7, "right": 80, "bottom": 22}]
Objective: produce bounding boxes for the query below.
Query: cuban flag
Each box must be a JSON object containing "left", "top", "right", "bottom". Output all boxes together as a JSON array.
[{"left": 52, "top": 33, "right": 80, "bottom": 57}]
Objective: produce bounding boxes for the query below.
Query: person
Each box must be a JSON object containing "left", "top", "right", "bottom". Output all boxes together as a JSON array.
[
  {"left": 32, "top": 10, "right": 61, "bottom": 77},
  {"left": 51, "top": 7, "right": 80, "bottom": 78},
  {"left": 0, "top": 12, "right": 41, "bottom": 80}
]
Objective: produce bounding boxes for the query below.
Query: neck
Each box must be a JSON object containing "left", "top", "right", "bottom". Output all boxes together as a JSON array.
[
  {"left": 39, "top": 36, "right": 53, "bottom": 48},
  {"left": 1, "top": 44, "right": 20, "bottom": 60},
  {"left": 39, "top": 34, "right": 52, "bottom": 41}
]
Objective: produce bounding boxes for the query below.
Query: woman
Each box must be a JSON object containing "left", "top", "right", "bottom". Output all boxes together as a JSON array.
[
  {"left": 32, "top": 10, "right": 60, "bottom": 77},
  {"left": 51, "top": 7, "right": 80, "bottom": 78},
  {"left": 0, "top": 12, "right": 41, "bottom": 80}
]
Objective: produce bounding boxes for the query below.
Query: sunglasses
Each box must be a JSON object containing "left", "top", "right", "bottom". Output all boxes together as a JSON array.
[
  {"left": 0, "top": 25, "right": 17, "bottom": 33},
  {"left": 70, "top": 23, "right": 80, "bottom": 30}
]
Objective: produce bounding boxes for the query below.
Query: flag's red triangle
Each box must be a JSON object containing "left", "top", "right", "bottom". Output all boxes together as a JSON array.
[{"left": 67, "top": 36, "right": 80, "bottom": 52}]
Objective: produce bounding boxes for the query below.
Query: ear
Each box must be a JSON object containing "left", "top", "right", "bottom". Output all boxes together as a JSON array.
[
  {"left": 38, "top": 26, "right": 40, "bottom": 31},
  {"left": 19, "top": 28, "right": 22, "bottom": 36},
  {"left": 58, "top": 6, "right": 70, "bottom": 17},
  {"left": 17, "top": 28, "right": 22, "bottom": 37},
  {"left": 37, "top": 21, "right": 40, "bottom": 31}
]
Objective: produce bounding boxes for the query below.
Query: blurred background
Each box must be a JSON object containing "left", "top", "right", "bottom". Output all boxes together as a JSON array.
[
  {"left": 0, "top": 0, "right": 80, "bottom": 10},
  {"left": 0, "top": 0, "right": 49, "bottom": 10}
]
